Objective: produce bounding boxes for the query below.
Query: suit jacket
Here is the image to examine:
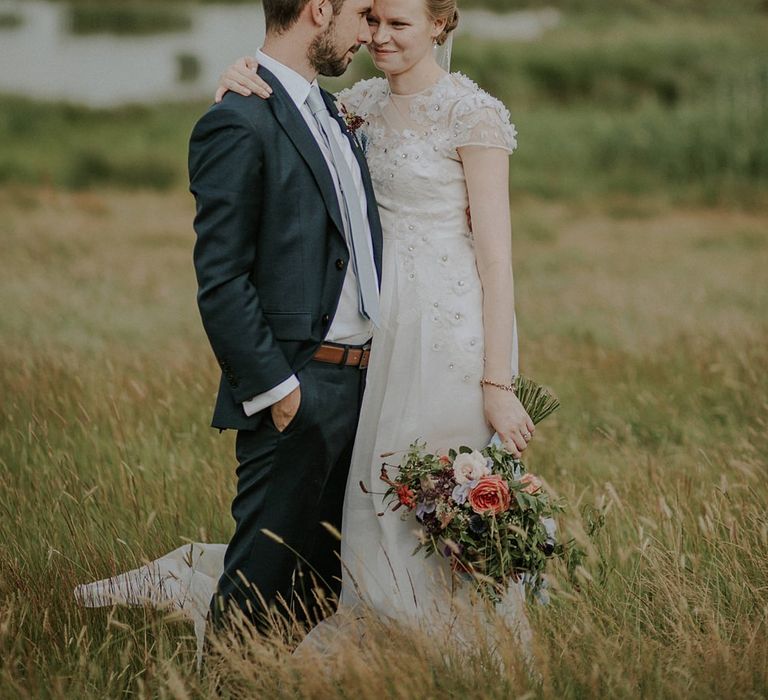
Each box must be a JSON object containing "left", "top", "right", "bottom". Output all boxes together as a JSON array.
[{"left": 189, "top": 67, "right": 383, "bottom": 431}]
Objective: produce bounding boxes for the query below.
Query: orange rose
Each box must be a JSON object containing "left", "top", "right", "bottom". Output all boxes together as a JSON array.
[
  {"left": 468, "top": 475, "right": 512, "bottom": 516},
  {"left": 519, "top": 473, "right": 543, "bottom": 495}
]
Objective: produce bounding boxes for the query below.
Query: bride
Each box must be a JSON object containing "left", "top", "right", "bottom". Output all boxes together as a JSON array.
[{"left": 77, "top": 0, "right": 536, "bottom": 662}]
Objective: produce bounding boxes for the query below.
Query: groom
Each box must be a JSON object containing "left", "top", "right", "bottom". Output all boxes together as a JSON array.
[{"left": 189, "top": 0, "right": 381, "bottom": 632}]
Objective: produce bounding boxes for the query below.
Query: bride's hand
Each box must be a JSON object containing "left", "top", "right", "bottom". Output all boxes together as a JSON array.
[
  {"left": 214, "top": 56, "right": 272, "bottom": 103},
  {"left": 483, "top": 385, "right": 535, "bottom": 458}
]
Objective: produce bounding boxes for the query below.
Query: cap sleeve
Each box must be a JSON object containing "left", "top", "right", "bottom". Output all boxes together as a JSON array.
[{"left": 451, "top": 89, "right": 518, "bottom": 154}]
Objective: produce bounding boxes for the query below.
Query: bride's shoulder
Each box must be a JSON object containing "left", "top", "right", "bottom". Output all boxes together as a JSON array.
[
  {"left": 443, "top": 72, "right": 518, "bottom": 152},
  {"left": 336, "top": 76, "right": 389, "bottom": 115},
  {"left": 445, "top": 73, "right": 512, "bottom": 122}
]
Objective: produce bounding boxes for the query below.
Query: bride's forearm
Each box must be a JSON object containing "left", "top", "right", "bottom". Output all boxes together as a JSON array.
[{"left": 479, "top": 262, "right": 516, "bottom": 383}]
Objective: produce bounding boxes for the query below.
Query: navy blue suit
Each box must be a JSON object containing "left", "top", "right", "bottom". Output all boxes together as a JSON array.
[{"left": 189, "top": 67, "right": 382, "bottom": 629}]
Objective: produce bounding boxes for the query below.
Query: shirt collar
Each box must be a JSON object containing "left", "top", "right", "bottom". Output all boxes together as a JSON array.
[{"left": 256, "top": 49, "right": 317, "bottom": 110}]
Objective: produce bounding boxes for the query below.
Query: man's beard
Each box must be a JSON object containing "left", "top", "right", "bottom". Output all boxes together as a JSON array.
[{"left": 308, "top": 22, "right": 355, "bottom": 77}]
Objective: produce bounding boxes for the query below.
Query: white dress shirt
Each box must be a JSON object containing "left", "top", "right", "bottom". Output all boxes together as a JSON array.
[{"left": 243, "top": 49, "right": 374, "bottom": 417}]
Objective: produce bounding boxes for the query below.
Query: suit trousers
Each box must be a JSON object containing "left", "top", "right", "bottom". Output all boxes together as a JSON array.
[{"left": 210, "top": 359, "right": 366, "bottom": 632}]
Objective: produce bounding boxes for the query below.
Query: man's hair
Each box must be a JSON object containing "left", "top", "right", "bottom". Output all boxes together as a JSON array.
[{"left": 264, "top": 0, "right": 344, "bottom": 34}]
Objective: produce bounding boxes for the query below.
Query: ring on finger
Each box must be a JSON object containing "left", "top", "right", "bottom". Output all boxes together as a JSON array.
[{"left": 522, "top": 431, "right": 531, "bottom": 441}]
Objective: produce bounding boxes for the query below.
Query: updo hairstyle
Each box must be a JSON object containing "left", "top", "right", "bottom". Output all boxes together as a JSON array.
[{"left": 425, "top": 0, "right": 459, "bottom": 46}]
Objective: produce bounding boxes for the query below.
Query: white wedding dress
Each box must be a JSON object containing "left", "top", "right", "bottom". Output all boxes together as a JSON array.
[{"left": 76, "top": 72, "right": 530, "bottom": 662}]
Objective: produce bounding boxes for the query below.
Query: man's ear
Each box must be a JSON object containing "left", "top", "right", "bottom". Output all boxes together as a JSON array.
[{"left": 308, "top": 0, "right": 333, "bottom": 28}]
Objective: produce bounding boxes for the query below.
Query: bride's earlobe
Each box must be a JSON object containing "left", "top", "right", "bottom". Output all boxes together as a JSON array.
[{"left": 432, "top": 18, "right": 447, "bottom": 42}]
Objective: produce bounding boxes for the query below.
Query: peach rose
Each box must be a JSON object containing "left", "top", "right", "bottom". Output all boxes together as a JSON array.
[
  {"left": 468, "top": 475, "right": 512, "bottom": 516},
  {"left": 519, "top": 473, "right": 543, "bottom": 495}
]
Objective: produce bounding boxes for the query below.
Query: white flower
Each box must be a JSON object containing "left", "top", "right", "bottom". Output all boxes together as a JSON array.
[{"left": 452, "top": 450, "right": 490, "bottom": 484}]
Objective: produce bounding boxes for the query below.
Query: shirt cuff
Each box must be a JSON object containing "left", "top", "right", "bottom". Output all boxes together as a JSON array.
[{"left": 242, "top": 375, "right": 299, "bottom": 417}]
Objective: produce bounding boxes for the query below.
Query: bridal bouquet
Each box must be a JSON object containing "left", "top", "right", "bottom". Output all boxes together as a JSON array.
[{"left": 380, "top": 377, "right": 569, "bottom": 601}]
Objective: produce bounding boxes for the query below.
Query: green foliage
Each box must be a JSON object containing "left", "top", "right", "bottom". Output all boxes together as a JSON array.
[
  {"left": 65, "top": 149, "right": 177, "bottom": 189},
  {"left": 68, "top": 3, "right": 192, "bottom": 36},
  {"left": 0, "top": 98, "right": 196, "bottom": 190},
  {"left": 0, "top": 9, "right": 766, "bottom": 204},
  {"left": 0, "top": 11, "right": 23, "bottom": 28},
  {"left": 459, "top": 0, "right": 768, "bottom": 15},
  {"left": 450, "top": 14, "right": 768, "bottom": 204},
  {"left": 177, "top": 53, "right": 202, "bottom": 83}
]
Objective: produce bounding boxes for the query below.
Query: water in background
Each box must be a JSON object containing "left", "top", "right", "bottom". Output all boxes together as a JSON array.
[{"left": 0, "top": 0, "right": 559, "bottom": 106}]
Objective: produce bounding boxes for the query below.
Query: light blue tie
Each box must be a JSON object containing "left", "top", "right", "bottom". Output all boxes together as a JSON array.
[{"left": 306, "top": 84, "right": 380, "bottom": 327}]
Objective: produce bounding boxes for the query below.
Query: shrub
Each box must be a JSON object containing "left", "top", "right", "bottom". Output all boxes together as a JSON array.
[
  {"left": 68, "top": 4, "right": 192, "bottom": 36},
  {"left": 65, "top": 150, "right": 178, "bottom": 190},
  {"left": 0, "top": 12, "right": 23, "bottom": 29}
]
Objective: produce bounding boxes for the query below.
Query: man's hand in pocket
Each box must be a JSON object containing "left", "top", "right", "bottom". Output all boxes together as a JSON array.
[{"left": 271, "top": 386, "right": 301, "bottom": 432}]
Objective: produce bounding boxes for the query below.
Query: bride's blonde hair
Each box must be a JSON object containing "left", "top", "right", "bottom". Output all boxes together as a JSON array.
[{"left": 425, "top": 0, "right": 459, "bottom": 46}]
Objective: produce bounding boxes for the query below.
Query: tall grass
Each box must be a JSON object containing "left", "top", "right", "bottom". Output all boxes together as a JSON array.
[{"left": 0, "top": 188, "right": 766, "bottom": 697}]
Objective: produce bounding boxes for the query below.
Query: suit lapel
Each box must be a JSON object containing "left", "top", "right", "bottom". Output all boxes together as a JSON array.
[
  {"left": 259, "top": 68, "right": 345, "bottom": 237},
  {"left": 322, "top": 88, "right": 383, "bottom": 283}
]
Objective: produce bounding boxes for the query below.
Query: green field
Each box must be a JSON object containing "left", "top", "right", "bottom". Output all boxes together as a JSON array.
[
  {"left": 1, "top": 186, "right": 766, "bottom": 697},
  {"left": 1, "top": 3, "right": 768, "bottom": 698}
]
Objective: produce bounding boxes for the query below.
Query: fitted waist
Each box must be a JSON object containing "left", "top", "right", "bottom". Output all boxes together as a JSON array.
[{"left": 379, "top": 213, "right": 472, "bottom": 242}]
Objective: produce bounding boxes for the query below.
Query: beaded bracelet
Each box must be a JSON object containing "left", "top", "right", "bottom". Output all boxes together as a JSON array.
[{"left": 480, "top": 377, "right": 517, "bottom": 392}]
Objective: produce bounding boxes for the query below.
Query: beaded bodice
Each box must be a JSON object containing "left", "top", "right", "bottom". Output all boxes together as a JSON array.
[
  {"left": 336, "top": 72, "right": 517, "bottom": 378},
  {"left": 338, "top": 72, "right": 517, "bottom": 238}
]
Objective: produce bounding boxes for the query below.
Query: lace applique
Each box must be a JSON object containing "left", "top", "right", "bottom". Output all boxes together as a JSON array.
[
  {"left": 336, "top": 77, "right": 389, "bottom": 121},
  {"left": 333, "top": 73, "right": 514, "bottom": 373},
  {"left": 405, "top": 73, "right": 518, "bottom": 155}
]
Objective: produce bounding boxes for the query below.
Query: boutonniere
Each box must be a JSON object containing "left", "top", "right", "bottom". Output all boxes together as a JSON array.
[{"left": 336, "top": 101, "right": 367, "bottom": 135}]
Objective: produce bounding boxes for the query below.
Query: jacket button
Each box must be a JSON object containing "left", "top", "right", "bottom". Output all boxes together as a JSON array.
[
  {"left": 322, "top": 314, "right": 330, "bottom": 325},
  {"left": 335, "top": 258, "right": 345, "bottom": 270}
]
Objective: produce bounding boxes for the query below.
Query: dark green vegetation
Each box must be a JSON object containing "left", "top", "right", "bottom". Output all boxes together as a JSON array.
[
  {"left": 459, "top": 0, "right": 768, "bottom": 14},
  {"left": 0, "top": 11, "right": 23, "bottom": 28},
  {"left": 0, "top": 100, "right": 192, "bottom": 190},
  {"left": 1, "top": 8, "right": 766, "bottom": 205},
  {"left": 452, "top": 15, "right": 768, "bottom": 205},
  {"left": 177, "top": 53, "right": 202, "bottom": 83},
  {"left": 67, "top": 4, "right": 192, "bottom": 35}
]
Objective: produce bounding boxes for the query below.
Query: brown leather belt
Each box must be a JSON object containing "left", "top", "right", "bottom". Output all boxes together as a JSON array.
[{"left": 313, "top": 342, "right": 371, "bottom": 369}]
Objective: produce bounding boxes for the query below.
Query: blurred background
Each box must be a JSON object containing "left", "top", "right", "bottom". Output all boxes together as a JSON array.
[
  {"left": 0, "top": 0, "right": 766, "bottom": 200},
  {"left": 1, "top": 1, "right": 767, "bottom": 697}
]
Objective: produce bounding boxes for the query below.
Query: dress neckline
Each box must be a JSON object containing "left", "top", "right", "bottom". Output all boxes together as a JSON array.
[{"left": 387, "top": 72, "right": 453, "bottom": 99}]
